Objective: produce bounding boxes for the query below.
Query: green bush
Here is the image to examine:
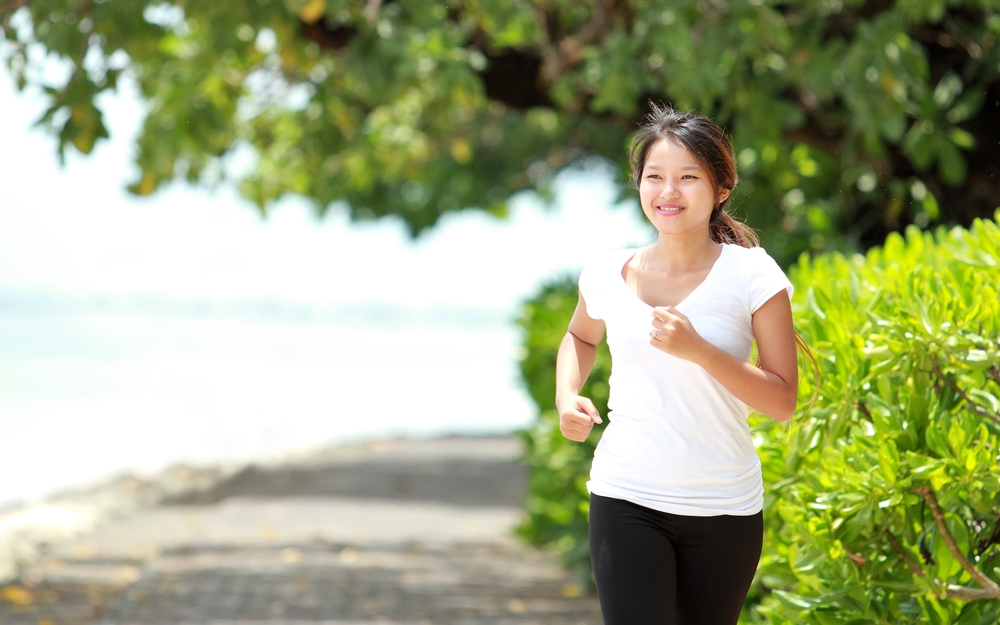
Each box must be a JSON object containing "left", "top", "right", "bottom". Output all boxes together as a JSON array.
[
  {"left": 754, "top": 211, "right": 1000, "bottom": 624},
  {"left": 516, "top": 211, "right": 1000, "bottom": 622}
]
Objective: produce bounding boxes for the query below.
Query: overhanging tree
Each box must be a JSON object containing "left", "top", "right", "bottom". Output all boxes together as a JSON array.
[{"left": 2, "top": 0, "right": 999, "bottom": 264}]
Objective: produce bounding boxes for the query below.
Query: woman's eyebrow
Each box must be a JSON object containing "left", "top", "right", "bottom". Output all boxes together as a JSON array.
[{"left": 645, "top": 163, "right": 701, "bottom": 170}]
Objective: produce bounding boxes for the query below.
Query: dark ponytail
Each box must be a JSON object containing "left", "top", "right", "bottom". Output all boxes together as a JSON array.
[{"left": 709, "top": 207, "right": 758, "bottom": 248}]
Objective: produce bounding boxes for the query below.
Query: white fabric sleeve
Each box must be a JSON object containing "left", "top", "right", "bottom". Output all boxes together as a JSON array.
[
  {"left": 748, "top": 247, "right": 794, "bottom": 313},
  {"left": 577, "top": 259, "right": 604, "bottom": 320}
]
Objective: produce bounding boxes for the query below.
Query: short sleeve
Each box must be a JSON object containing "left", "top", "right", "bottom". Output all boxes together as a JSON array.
[
  {"left": 748, "top": 247, "right": 794, "bottom": 313},
  {"left": 578, "top": 259, "right": 604, "bottom": 320}
]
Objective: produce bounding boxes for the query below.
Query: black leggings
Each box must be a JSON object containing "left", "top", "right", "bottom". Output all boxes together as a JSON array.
[{"left": 589, "top": 494, "right": 763, "bottom": 625}]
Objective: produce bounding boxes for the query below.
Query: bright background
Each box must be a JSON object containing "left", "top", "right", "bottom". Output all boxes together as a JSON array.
[{"left": 0, "top": 70, "right": 653, "bottom": 508}]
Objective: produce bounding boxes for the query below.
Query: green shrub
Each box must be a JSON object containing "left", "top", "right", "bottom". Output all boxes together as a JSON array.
[
  {"left": 516, "top": 211, "right": 1000, "bottom": 622},
  {"left": 754, "top": 211, "right": 1000, "bottom": 624}
]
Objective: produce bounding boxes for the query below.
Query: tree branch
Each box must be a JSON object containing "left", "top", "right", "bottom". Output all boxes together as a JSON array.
[
  {"left": 933, "top": 360, "right": 1000, "bottom": 426},
  {"left": 915, "top": 485, "right": 1000, "bottom": 597},
  {"left": 845, "top": 548, "right": 867, "bottom": 566},
  {"left": 534, "top": 1, "right": 609, "bottom": 89},
  {"left": 943, "top": 18, "right": 983, "bottom": 60},
  {"left": 885, "top": 529, "right": 926, "bottom": 576},
  {"left": 885, "top": 528, "right": 1000, "bottom": 601},
  {"left": 855, "top": 401, "right": 873, "bottom": 422},
  {"left": 364, "top": 0, "right": 382, "bottom": 25},
  {"left": 942, "top": 584, "right": 1000, "bottom": 601},
  {"left": 0, "top": 0, "right": 31, "bottom": 18}
]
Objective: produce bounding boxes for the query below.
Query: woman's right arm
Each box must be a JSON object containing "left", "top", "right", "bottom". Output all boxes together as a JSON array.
[{"left": 555, "top": 294, "right": 607, "bottom": 442}]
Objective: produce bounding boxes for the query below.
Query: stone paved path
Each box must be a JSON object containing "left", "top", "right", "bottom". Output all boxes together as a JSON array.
[{"left": 0, "top": 437, "right": 601, "bottom": 625}]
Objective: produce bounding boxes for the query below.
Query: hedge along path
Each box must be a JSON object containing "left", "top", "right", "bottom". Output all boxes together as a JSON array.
[
  {"left": 516, "top": 211, "right": 1000, "bottom": 625},
  {"left": 755, "top": 210, "right": 1000, "bottom": 625}
]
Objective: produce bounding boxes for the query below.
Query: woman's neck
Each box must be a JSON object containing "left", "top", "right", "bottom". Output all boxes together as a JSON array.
[{"left": 643, "top": 233, "right": 721, "bottom": 273}]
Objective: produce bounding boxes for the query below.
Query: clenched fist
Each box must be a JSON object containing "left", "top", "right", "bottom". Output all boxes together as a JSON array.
[
  {"left": 650, "top": 306, "right": 707, "bottom": 363},
  {"left": 557, "top": 394, "right": 603, "bottom": 442}
]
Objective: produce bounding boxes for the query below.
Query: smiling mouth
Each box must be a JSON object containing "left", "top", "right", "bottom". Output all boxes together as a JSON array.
[{"left": 656, "top": 205, "right": 685, "bottom": 215}]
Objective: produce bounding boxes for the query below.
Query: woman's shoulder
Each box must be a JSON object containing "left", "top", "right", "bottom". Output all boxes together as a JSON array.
[
  {"left": 724, "top": 244, "right": 794, "bottom": 309},
  {"left": 579, "top": 248, "right": 639, "bottom": 314},
  {"left": 721, "top": 244, "right": 790, "bottom": 285},
  {"left": 601, "top": 246, "right": 643, "bottom": 260},
  {"left": 579, "top": 248, "right": 638, "bottom": 296},
  {"left": 722, "top": 243, "right": 781, "bottom": 267},
  {"left": 722, "top": 243, "right": 771, "bottom": 257},
  {"left": 583, "top": 247, "right": 641, "bottom": 271}
]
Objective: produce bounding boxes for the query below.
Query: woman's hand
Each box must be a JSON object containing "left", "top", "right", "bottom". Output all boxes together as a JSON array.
[
  {"left": 649, "top": 306, "right": 708, "bottom": 362},
  {"left": 557, "top": 394, "right": 603, "bottom": 442}
]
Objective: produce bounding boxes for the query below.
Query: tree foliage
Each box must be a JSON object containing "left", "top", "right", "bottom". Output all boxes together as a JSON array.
[
  {"left": 515, "top": 211, "right": 1000, "bottom": 623},
  {"left": 2, "top": 0, "right": 999, "bottom": 262}
]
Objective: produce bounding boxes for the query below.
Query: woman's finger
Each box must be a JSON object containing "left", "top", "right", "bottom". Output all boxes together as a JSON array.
[
  {"left": 578, "top": 397, "right": 602, "bottom": 423},
  {"left": 562, "top": 411, "right": 593, "bottom": 428},
  {"left": 560, "top": 421, "right": 593, "bottom": 441},
  {"left": 652, "top": 306, "right": 685, "bottom": 321},
  {"left": 664, "top": 306, "right": 689, "bottom": 321}
]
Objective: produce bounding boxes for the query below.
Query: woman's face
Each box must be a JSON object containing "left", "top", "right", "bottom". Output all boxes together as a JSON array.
[{"left": 638, "top": 139, "right": 729, "bottom": 238}]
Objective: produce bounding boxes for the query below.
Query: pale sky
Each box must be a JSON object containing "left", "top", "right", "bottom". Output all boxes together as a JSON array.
[{"left": 0, "top": 69, "right": 653, "bottom": 312}]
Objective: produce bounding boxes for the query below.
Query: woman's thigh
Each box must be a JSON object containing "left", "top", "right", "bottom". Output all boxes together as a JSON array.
[
  {"left": 589, "top": 495, "right": 763, "bottom": 625},
  {"left": 589, "top": 494, "right": 679, "bottom": 625},
  {"left": 673, "top": 512, "right": 763, "bottom": 625}
]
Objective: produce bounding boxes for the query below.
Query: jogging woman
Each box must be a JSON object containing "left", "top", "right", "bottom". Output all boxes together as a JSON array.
[{"left": 556, "top": 105, "right": 799, "bottom": 625}]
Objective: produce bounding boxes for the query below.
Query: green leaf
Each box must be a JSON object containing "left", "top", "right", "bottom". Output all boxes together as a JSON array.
[
  {"left": 936, "top": 137, "right": 967, "bottom": 186},
  {"left": 948, "top": 128, "right": 975, "bottom": 150},
  {"left": 946, "top": 88, "right": 985, "bottom": 124},
  {"left": 967, "top": 389, "right": 1000, "bottom": 415},
  {"left": 932, "top": 72, "right": 962, "bottom": 108},
  {"left": 878, "top": 439, "right": 900, "bottom": 484}
]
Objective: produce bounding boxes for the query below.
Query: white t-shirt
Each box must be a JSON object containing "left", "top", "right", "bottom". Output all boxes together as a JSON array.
[{"left": 578, "top": 243, "right": 793, "bottom": 517}]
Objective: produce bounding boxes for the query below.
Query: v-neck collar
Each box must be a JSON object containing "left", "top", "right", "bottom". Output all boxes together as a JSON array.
[{"left": 618, "top": 244, "right": 730, "bottom": 310}]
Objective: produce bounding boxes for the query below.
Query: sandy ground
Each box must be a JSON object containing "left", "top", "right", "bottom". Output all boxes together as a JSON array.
[{"left": 0, "top": 436, "right": 601, "bottom": 625}]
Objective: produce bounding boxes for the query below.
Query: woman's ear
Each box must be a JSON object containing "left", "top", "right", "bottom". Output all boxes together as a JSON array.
[{"left": 718, "top": 188, "right": 731, "bottom": 203}]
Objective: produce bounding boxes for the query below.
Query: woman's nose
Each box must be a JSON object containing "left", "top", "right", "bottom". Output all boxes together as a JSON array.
[{"left": 660, "top": 180, "right": 680, "bottom": 197}]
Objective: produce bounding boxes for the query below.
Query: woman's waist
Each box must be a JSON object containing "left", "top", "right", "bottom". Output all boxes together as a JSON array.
[
  {"left": 606, "top": 383, "right": 747, "bottom": 424},
  {"left": 605, "top": 404, "right": 749, "bottom": 431},
  {"left": 587, "top": 479, "right": 764, "bottom": 516},
  {"left": 595, "top": 419, "right": 757, "bottom": 470},
  {"left": 589, "top": 443, "right": 762, "bottom": 507}
]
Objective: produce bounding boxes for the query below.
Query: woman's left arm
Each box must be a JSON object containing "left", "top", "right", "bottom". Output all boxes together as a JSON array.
[{"left": 650, "top": 289, "right": 798, "bottom": 421}]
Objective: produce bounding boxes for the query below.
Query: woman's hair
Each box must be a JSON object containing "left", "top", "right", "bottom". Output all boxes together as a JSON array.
[{"left": 629, "top": 103, "right": 758, "bottom": 248}]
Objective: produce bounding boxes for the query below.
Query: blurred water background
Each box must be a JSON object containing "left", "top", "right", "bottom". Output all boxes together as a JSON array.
[
  {"left": 0, "top": 71, "right": 651, "bottom": 510},
  {"left": 0, "top": 292, "right": 529, "bottom": 508}
]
